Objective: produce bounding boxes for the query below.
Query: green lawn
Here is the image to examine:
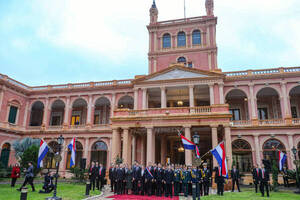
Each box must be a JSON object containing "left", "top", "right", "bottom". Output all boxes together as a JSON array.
[
  {"left": 201, "top": 188, "right": 300, "bottom": 200},
  {"left": 0, "top": 182, "right": 101, "bottom": 200}
]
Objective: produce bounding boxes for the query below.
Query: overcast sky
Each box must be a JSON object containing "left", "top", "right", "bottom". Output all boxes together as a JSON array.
[{"left": 1, "top": 0, "right": 300, "bottom": 86}]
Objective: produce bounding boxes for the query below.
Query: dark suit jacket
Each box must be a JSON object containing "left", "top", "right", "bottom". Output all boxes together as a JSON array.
[
  {"left": 231, "top": 169, "right": 240, "bottom": 180},
  {"left": 259, "top": 168, "right": 270, "bottom": 182},
  {"left": 252, "top": 168, "right": 260, "bottom": 181}
]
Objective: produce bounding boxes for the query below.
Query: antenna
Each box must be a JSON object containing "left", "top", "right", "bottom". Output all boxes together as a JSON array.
[{"left": 184, "top": 0, "right": 186, "bottom": 18}]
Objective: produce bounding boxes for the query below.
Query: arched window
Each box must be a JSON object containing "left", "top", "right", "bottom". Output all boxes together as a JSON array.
[
  {"left": 177, "top": 57, "right": 187, "bottom": 64},
  {"left": 91, "top": 141, "right": 108, "bottom": 167},
  {"left": 94, "top": 97, "right": 111, "bottom": 125},
  {"left": 263, "top": 139, "right": 286, "bottom": 169},
  {"left": 162, "top": 33, "right": 171, "bottom": 48},
  {"left": 29, "top": 101, "right": 44, "bottom": 126},
  {"left": 118, "top": 96, "right": 134, "bottom": 109},
  {"left": 192, "top": 30, "right": 201, "bottom": 45},
  {"left": 0, "top": 143, "right": 11, "bottom": 168},
  {"left": 225, "top": 89, "right": 249, "bottom": 121},
  {"left": 44, "top": 141, "right": 60, "bottom": 169},
  {"left": 71, "top": 98, "right": 88, "bottom": 125},
  {"left": 66, "top": 141, "right": 83, "bottom": 169},
  {"left": 50, "top": 100, "right": 65, "bottom": 126},
  {"left": 232, "top": 139, "right": 252, "bottom": 172},
  {"left": 289, "top": 85, "right": 300, "bottom": 119},
  {"left": 256, "top": 87, "right": 281, "bottom": 120},
  {"left": 177, "top": 32, "right": 186, "bottom": 47}
]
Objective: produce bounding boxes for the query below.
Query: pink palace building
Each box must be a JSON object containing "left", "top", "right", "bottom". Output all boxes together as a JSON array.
[{"left": 1, "top": 0, "right": 300, "bottom": 182}]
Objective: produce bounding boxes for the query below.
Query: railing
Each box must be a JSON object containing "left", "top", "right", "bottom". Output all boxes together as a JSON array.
[
  {"left": 190, "top": 106, "right": 211, "bottom": 113},
  {"left": 158, "top": 16, "right": 206, "bottom": 25},
  {"left": 258, "top": 119, "right": 285, "bottom": 125},
  {"left": 231, "top": 120, "right": 252, "bottom": 126},
  {"left": 292, "top": 118, "right": 300, "bottom": 125},
  {"left": 48, "top": 125, "right": 63, "bottom": 130},
  {"left": 225, "top": 66, "right": 300, "bottom": 78},
  {"left": 70, "top": 124, "right": 86, "bottom": 129}
]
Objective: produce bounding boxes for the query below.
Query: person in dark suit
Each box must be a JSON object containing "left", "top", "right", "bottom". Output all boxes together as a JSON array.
[
  {"left": 282, "top": 166, "right": 289, "bottom": 187},
  {"left": 151, "top": 163, "right": 156, "bottom": 195},
  {"left": 231, "top": 165, "right": 241, "bottom": 192},
  {"left": 88, "top": 161, "right": 97, "bottom": 191},
  {"left": 202, "top": 163, "right": 211, "bottom": 196},
  {"left": 259, "top": 163, "right": 270, "bottom": 197},
  {"left": 215, "top": 167, "right": 225, "bottom": 196},
  {"left": 132, "top": 161, "right": 140, "bottom": 195},
  {"left": 116, "top": 164, "right": 125, "bottom": 195},
  {"left": 95, "top": 162, "right": 100, "bottom": 190},
  {"left": 252, "top": 164, "right": 260, "bottom": 193},
  {"left": 138, "top": 165, "right": 146, "bottom": 195},
  {"left": 109, "top": 163, "right": 115, "bottom": 192},
  {"left": 113, "top": 164, "right": 119, "bottom": 194},
  {"left": 164, "top": 165, "right": 174, "bottom": 198},
  {"left": 145, "top": 163, "right": 154, "bottom": 196},
  {"left": 18, "top": 162, "right": 35, "bottom": 192},
  {"left": 99, "top": 164, "right": 106, "bottom": 190},
  {"left": 155, "top": 163, "right": 163, "bottom": 196}
]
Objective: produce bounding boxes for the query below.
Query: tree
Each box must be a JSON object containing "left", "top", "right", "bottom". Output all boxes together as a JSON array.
[
  {"left": 19, "top": 145, "right": 40, "bottom": 176},
  {"left": 271, "top": 160, "right": 279, "bottom": 192},
  {"left": 12, "top": 137, "right": 40, "bottom": 159}
]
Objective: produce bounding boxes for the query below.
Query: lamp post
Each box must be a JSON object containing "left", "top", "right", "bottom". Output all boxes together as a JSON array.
[
  {"left": 192, "top": 132, "right": 200, "bottom": 165},
  {"left": 46, "top": 135, "right": 64, "bottom": 200},
  {"left": 291, "top": 146, "right": 300, "bottom": 194}
]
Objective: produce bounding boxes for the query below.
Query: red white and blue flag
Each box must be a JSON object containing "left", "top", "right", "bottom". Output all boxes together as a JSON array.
[
  {"left": 195, "top": 145, "right": 200, "bottom": 158},
  {"left": 180, "top": 134, "right": 195, "bottom": 150},
  {"left": 37, "top": 139, "right": 49, "bottom": 168},
  {"left": 68, "top": 137, "right": 76, "bottom": 168},
  {"left": 278, "top": 150, "right": 287, "bottom": 171},
  {"left": 211, "top": 141, "right": 228, "bottom": 178}
]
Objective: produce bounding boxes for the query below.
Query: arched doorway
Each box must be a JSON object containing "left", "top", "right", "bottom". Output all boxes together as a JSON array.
[
  {"left": 263, "top": 139, "right": 286, "bottom": 169},
  {"left": 50, "top": 100, "right": 65, "bottom": 126},
  {"left": 29, "top": 101, "right": 44, "bottom": 126},
  {"left": 91, "top": 141, "right": 108, "bottom": 167},
  {"left": 66, "top": 141, "right": 83, "bottom": 169},
  {"left": 226, "top": 89, "right": 249, "bottom": 121},
  {"left": 256, "top": 87, "right": 282, "bottom": 120},
  {"left": 232, "top": 139, "right": 252, "bottom": 172},
  {"left": 94, "top": 97, "right": 111, "bottom": 125},
  {"left": 289, "top": 85, "right": 300, "bottom": 119},
  {"left": 118, "top": 96, "right": 134, "bottom": 109},
  {"left": 0, "top": 143, "right": 11, "bottom": 168},
  {"left": 44, "top": 141, "right": 59, "bottom": 169}
]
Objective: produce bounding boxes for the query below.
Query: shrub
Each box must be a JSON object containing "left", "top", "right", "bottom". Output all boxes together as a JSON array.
[
  {"left": 69, "top": 167, "right": 87, "bottom": 183},
  {"left": 271, "top": 160, "right": 279, "bottom": 192},
  {"left": 19, "top": 145, "right": 41, "bottom": 176}
]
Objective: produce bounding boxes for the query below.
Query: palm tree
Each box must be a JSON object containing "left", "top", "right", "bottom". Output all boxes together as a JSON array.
[{"left": 12, "top": 137, "right": 40, "bottom": 159}]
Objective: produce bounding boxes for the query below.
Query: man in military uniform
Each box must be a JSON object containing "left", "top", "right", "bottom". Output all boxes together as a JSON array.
[
  {"left": 231, "top": 164, "right": 241, "bottom": 192},
  {"left": 259, "top": 163, "right": 270, "bottom": 197},
  {"left": 155, "top": 163, "right": 163, "bottom": 196},
  {"left": 191, "top": 165, "right": 201, "bottom": 200},
  {"left": 181, "top": 165, "right": 191, "bottom": 198},
  {"left": 252, "top": 164, "right": 260, "bottom": 193},
  {"left": 215, "top": 166, "right": 225, "bottom": 196},
  {"left": 174, "top": 165, "right": 181, "bottom": 196},
  {"left": 202, "top": 163, "right": 211, "bottom": 196},
  {"left": 164, "top": 165, "right": 174, "bottom": 198}
]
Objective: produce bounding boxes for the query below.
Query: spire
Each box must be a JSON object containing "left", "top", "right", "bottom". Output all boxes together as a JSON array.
[
  {"left": 152, "top": 0, "right": 156, "bottom": 9},
  {"left": 149, "top": 0, "right": 158, "bottom": 24},
  {"left": 205, "top": 0, "right": 214, "bottom": 16}
]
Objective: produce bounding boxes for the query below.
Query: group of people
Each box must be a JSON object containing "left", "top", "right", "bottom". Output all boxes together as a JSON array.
[
  {"left": 252, "top": 163, "right": 271, "bottom": 197},
  {"left": 88, "top": 161, "right": 106, "bottom": 191},
  {"left": 108, "top": 161, "right": 213, "bottom": 199}
]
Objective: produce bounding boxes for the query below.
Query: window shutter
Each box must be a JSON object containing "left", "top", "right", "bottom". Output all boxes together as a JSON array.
[{"left": 8, "top": 106, "right": 18, "bottom": 124}]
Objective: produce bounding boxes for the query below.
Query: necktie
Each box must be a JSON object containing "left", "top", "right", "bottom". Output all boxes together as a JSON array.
[
  {"left": 100, "top": 168, "right": 101, "bottom": 175},
  {"left": 263, "top": 170, "right": 264, "bottom": 179}
]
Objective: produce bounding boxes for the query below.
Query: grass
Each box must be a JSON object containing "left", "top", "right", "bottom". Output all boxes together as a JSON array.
[
  {"left": 201, "top": 188, "right": 300, "bottom": 200},
  {"left": 0, "top": 182, "right": 101, "bottom": 200}
]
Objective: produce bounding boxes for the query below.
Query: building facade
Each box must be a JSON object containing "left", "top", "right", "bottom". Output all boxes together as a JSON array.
[{"left": 1, "top": 0, "right": 300, "bottom": 180}]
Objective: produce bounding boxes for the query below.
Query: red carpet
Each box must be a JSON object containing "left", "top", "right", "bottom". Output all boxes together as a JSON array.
[{"left": 106, "top": 195, "right": 179, "bottom": 200}]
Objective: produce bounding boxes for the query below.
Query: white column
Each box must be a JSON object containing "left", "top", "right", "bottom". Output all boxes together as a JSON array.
[
  {"left": 161, "top": 87, "right": 166, "bottom": 108},
  {"left": 64, "top": 96, "right": 70, "bottom": 125},
  {"left": 142, "top": 88, "right": 147, "bottom": 109},
  {"left": 211, "top": 126, "right": 218, "bottom": 167},
  {"left": 254, "top": 135, "right": 261, "bottom": 165},
  {"left": 146, "top": 127, "right": 154, "bottom": 164},
  {"left": 189, "top": 85, "right": 194, "bottom": 107},
  {"left": 111, "top": 93, "right": 116, "bottom": 117},
  {"left": 288, "top": 135, "right": 295, "bottom": 169},
  {"left": 134, "top": 89, "right": 138, "bottom": 110},
  {"left": 224, "top": 126, "right": 232, "bottom": 170},
  {"left": 132, "top": 135, "right": 136, "bottom": 164},
  {"left": 87, "top": 95, "right": 93, "bottom": 125},
  {"left": 209, "top": 84, "right": 214, "bottom": 105},
  {"left": 184, "top": 125, "right": 192, "bottom": 166},
  {"left": 249, "top": 84, "right": 257, "bottom": 119},
  {"left": 23, "top": 101, "right": 29, "bottom": 127},
  {"left": 218, "top": 83, "right": 224, "bottom": 104}
]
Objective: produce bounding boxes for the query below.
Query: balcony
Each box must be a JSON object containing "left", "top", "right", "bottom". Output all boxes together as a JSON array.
[{"left": 231, "top": 118, "right": 291, "bottom": 127}]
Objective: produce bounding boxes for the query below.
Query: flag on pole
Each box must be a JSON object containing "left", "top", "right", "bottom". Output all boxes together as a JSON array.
[
  {"left": 278, "top": 150, "right": 287, "bottom": 171},
  {"left": 195, "top": 145, "right": 200, "bottom": 158},
  {"left": 68, "top": 137, "right": 76, "bottom": 168},
  {"left": 180, "top": 134, "right": 195, "bottom": 150},
  {"left": 37, "top": 139, "right": 49, "bottom": 168},
  {"left": 210, "top": 141, "right": 228, "bottom": 178}
]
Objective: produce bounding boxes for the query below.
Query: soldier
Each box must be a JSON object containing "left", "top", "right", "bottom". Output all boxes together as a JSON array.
[
  {"left": 231, "top": 164, "right": 241, "bottom": 192},
  {"left": 164, "top": 165, "right": 174, "bottom": 198},
  {"left": 88, "top": 161, "right": 97, "bottom": 191},
  {"left": 215, "top": 166, "right": 225, "bottom": 196},
  {"left": 109, "top": 163, "right": 115, "bottom": 192},
  {"left": 155, "top": 163, "right": 163, "bottom": 196},
  {"left": 174, "top": 165, "right": 181, "bottom": 196},
  {"left": 202, "top": 163, "right": 211, "bottom": 196},
  {"left": 191, "top": 165, "right": 201, "bottom": 200},
  {"left": 252, "top": 164, "right": 260, "bottom": 193},
  {"left": 181, "top": 165, "right": 191, "bottom": 198},
  {"left": 259, "top": 163, "right": 270, "bottom": 197},
  {"left": 145, "top": 163, "right": 154, "bottom": 196},
  {"left": 282, "top": 166, "right": 289, "bottom": 187}
]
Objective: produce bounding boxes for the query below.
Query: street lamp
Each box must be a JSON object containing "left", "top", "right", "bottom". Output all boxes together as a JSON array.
[
  {"left": 192, "top": 132, "right": 200, "bottom": 145},
  {"left": 46, "top": 135, "right": 64, "bottom": 200},
  {"left": 291, "top": 146, "right": 300, "bottom": 194}
]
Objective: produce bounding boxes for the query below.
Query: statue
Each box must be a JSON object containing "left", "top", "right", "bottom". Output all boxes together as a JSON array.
[{"left": 205, "top": 0, "right": 214, "bottom": 16}]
